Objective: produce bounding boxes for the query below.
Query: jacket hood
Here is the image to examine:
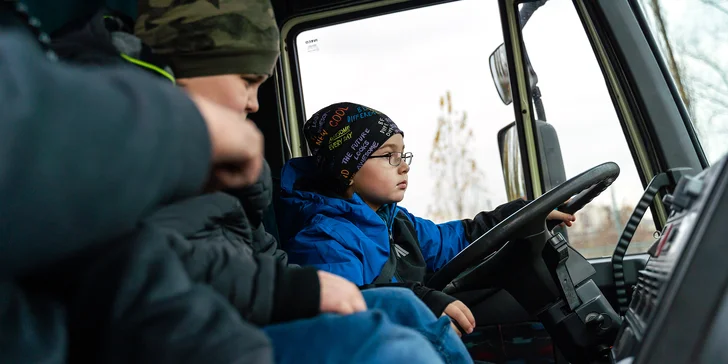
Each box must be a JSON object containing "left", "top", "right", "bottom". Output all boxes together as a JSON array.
[
  {"left": 280, "top": 157, "right": 395, "bottom": 226},
  {"left": 278, "top": 157, "right": 395, "bottom": 269}
]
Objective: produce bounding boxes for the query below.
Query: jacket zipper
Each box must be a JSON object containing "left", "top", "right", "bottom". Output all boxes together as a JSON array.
[{"left": 390, "top": 232, "right": 404, "bottom": 282}]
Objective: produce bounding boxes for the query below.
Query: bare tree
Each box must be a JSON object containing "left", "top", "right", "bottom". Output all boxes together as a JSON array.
[
  {"left": 699, "top": 0, "right": 728, "bottom": 16},
  {"left": 645, "top": 0, "right": 728, "bottom": 156},
  {"left": 427, "top": 91, "right": 490, "bottom": 222},
  {"left": 647, "top": 0, "right": 693, "bottom": 115},
  {"left": 679, "top": 0, "right": 728, "bottom": 127}
]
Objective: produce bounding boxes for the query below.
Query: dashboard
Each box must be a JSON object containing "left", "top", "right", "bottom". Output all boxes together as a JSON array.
[{"left": 612, "top": 155, "right": 728, "bottom": 364}]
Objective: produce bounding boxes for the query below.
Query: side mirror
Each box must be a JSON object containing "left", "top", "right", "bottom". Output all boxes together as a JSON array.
[
  {"left": 497, "top": 121, "right": 526, "bottom": 200},
  {"left": 497, "top": 121, "right": 567, "bottom": 197},
  {"left": 488, "top": 43, "right": 539, "bottom": 106},
  {"left": 498, "top": 120, "right": 568, "bottom": 237},
  {"left": 489, "top": 44, "right": 513, "bottom": 105}
]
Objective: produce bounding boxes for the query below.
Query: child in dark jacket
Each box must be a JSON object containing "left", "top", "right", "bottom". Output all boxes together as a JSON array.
[
  {"left": 279, "top": 102, "right": 576, "bottom": 335},
  {"left": 47, "top": 3, "right": 469, "bottom": 363},
  {"left": 131, "top": 1, "right": 472, "bottom": 363}
]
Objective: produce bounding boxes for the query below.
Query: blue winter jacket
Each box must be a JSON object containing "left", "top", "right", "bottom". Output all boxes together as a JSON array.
[{"left": 278, "top": 157, "right": 529, "bottom": 286}]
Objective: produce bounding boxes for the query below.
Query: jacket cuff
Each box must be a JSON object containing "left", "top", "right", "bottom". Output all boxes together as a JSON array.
[
  {"left": 271, "top": 266, "right": 320, "bottom": 323},
  {"left": 411, "top": 284, "right": 457, "bottom": 316}
]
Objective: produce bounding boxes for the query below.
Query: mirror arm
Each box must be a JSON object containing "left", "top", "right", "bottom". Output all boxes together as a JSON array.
[
  {"left": 532, "top": 86, "right": 547, "bottom": 121},
  {"left": 519, "top": 0, "right": 549, "bottom": 28}
]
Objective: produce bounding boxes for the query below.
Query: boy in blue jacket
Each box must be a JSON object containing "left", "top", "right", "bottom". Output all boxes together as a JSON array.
[{"left": 279, "top": 102, "right": 576, "bottom": 335}]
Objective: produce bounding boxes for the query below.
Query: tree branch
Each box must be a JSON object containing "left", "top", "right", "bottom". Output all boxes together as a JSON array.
[
  {"left": 649, "top": 0, "right": 693, "bottom": 113},
  {"left": 682, "top": 48, "right": 728, "bottom": 92},
  {"left": 699, "top": 0, "right": 728, "bottom": 18}
]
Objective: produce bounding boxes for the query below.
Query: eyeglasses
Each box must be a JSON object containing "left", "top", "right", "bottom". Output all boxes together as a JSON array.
[{"left": 368, "top": 152, "right": 413, "bottom": 167}]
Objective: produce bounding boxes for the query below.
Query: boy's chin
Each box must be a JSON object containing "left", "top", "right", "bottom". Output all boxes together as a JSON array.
[{"left": 390, "top": 191, "right": 406, "bottom": 203}]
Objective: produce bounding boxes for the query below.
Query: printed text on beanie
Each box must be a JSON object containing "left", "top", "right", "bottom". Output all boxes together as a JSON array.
[{"left": 303, "top": 102, "right": 402, "bottom": 191}]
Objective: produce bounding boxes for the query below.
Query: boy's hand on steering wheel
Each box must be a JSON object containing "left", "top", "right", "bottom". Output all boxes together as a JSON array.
[
  {"left": 442, "top": 300, "right": 475, "bottom": 337},
  {"left": 547, "top": 209, "right": 576, "bottom": 227},
  {"left": 547, "top": 198, "right": 576, "bottom": 227}
]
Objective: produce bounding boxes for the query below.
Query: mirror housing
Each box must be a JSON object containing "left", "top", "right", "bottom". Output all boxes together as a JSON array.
[
  {"left": 497, "top": 122, "right": 527, "bottom": 200},
  {"left": 497, "top": 120, "right": 566, "bottom": 197},
  {"left": 498, "top": 120, "right": 568, "bottom": 237},
  {"left": 489, "top": 44, "right": 539, "bottom": 106},
  {"left": 489, "top": 44, "right": 513, "bottom": 105}
]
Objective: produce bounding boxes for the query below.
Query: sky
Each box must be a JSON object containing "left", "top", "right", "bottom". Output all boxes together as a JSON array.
[{"left": 292, "top": 0, "right": 725, "bottom": 230}]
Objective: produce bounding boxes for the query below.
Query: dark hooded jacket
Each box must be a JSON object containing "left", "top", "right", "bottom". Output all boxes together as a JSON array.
[
  {"left": 147, "top": 161, "right": 321, "bottom": 326},
  {"left": 44, "top": 7, "right": 321, "bottom": 327},
  {"left": 0, "top": 8, "right": 272, "bottom": 363}
]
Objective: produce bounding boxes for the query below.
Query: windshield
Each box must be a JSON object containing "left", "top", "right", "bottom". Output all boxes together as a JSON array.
[{"left": 515, "top": 0, "right": 658, "bottom": 257}]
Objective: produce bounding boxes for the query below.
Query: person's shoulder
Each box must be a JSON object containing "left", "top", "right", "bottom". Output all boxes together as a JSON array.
[
  {"left": 147, "top": 192, "right": 244, "bottom": 235},
  {"left": 298, "top": 212, "right": 376, "bottom": 245},
  {"left": 301, "top": 212, "right": 356, "bottom": 232}
]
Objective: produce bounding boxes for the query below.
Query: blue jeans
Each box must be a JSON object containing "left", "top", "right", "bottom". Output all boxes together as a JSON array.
[
  {"left": 263, "top": 287, "right": 472, "bottom": 364},
  {"left": 361, "top": 287, "right": 473, "bottom": 364}
]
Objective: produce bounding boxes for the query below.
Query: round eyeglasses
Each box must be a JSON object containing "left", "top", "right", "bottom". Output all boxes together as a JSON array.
[{"left": 368, "top": 152, "right": 413, "bottom": 167}]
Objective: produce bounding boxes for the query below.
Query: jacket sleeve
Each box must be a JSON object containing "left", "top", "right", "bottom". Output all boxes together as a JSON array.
[
  {"left": 359, "top": 281, "right": 457, "bottom": 316},
  {"left": 286, "top": 222, "right": 369, "bottom": 286},
  {"left": 251, "top": 224, "right": 295, "bottom": 267},
  {"left": 17, "top": 0, "right": 106, "bottom": 34},
  {"left": 399, "top": 198, "right": 530, "bottom": 272},
  {"left": 0, "top": 32, "right": 211, "bottom": 277},
  {"left": 166, "top": 232, "right": 321, "bottom": 326},
  {"left": 77, "top": 226, "right": 275, "bottom": 364},
  {"left": 460, "top": 199, "right": 530, "bottom": 242}
]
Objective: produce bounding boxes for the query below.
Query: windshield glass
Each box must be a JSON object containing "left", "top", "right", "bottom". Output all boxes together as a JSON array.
[{"left": 516, "top": 0, "right": 657, "bottom": 257}]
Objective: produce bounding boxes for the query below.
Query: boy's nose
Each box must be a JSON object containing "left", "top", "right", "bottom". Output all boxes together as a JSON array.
[
  {"left": 246, "top": 95, "right": 260, "bottom": 114},
  {"left": 399, "top": 161, "right": 410, "bottom": 173}
]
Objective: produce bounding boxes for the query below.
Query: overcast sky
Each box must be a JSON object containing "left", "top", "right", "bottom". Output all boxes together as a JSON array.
[{"left": 294, "top": 0, "right": 726, "bottom": 222}]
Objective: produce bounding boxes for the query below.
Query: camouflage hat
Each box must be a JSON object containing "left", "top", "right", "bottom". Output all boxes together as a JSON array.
[{"left": 135, "top": 0, "right": 280, "bottom": 78}]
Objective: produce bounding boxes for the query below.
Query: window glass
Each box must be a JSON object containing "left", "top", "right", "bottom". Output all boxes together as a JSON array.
[
  {"left": 295, "top": 0, "right": 513, "bottom": 221},
  {"left": 637, "top": 0, "right": 728, "bottom": 164},
  {"left": 520, "top": 0, "right": 657, "bottom": 257}
]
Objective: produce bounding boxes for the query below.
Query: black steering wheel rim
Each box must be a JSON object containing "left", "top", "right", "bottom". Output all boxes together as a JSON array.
[{"left": 427, "top": 162, "right": 620, "bottom": 291}]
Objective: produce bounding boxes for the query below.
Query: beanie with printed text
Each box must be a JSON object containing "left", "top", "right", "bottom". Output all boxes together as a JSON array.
[{"left": 303, "top": 102, "right": 403, "bottom": 192}]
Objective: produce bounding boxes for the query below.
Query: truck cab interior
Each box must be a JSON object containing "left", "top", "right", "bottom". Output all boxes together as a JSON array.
[
  {"left": 26, "top": 0, "right": 726, "bottom": 363},
  {"left": 251, "top": 0, "right": 727, "bottom": 363}
]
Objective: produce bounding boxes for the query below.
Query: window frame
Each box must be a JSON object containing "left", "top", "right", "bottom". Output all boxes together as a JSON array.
[
  {"left": 496, "top": 0, "right": 706, "bottom": 240},
  {"left": 590, "top": 0, "right": 706, "bottom": 174}
]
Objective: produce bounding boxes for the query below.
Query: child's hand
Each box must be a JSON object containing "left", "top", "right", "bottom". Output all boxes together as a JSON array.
[
  {"left": 318, "top": 271, "right": 367, "bottom": 315},
  {"left": 193, "top": 95, "right": 264, "bottom": 189},
  {"left": 442, "top": 300, "right": 475, "bottom": 337},
  {"left": 547, "top": 209, "right": 576, "bottom": 227}
]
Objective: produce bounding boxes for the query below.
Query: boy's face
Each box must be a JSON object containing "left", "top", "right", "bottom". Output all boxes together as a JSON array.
[
  {"left": 350, "top": 134, "right": 410, "bottom": 210},
  {"left": 177, "top": 74, "right": 268, "bottom": 117}
]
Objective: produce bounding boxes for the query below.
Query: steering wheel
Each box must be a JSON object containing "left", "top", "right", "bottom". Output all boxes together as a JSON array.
[{"left": 427, "top": 162, "right": 620, "bottom": 293}]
